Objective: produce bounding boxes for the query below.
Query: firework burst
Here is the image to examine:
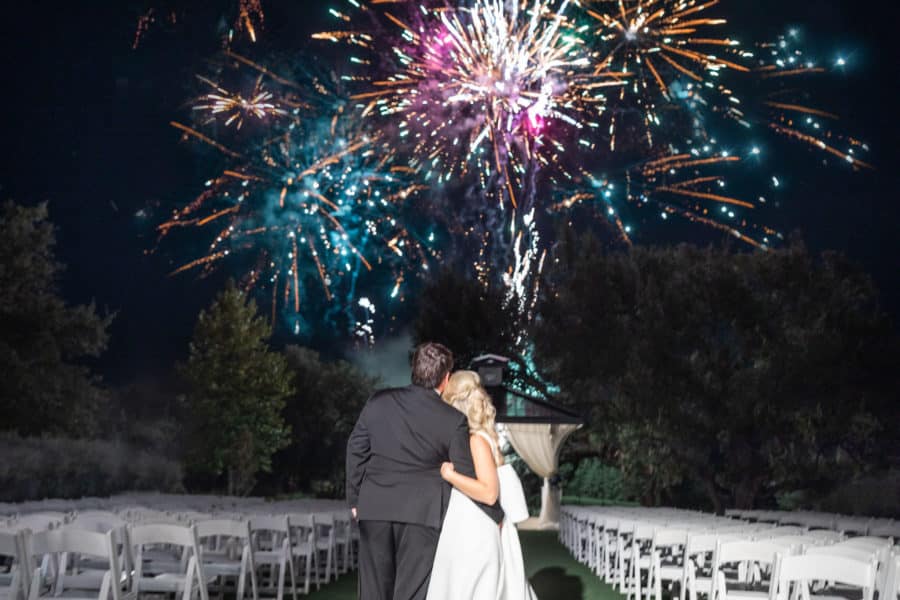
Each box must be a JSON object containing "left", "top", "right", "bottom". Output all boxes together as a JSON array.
[
  {"left": 133, "top": 0, "right": 264, "bottom": 49},
  {"left": 318, "top": 0, "right": 614, "bottom": 208},
  {"left": 747, "top": 30, "right": 873, "bottom": 170},
  {"left": 577, "top": 0, "right": 752, "bottom": 150},
  {"left": 554, "top": 144, "right": 781, "bottom": 248},
  {"left": 193, "top": 74, "right": 288, "bottom": 129},
  {"left": 162, "top": 82, "right": 430, "bottom": 336}
]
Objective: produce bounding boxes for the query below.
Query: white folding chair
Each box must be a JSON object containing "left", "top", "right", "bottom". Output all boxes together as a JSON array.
[
  {"left": 130, "top": 523, "right": 209, "bottom": 600},
  {"left": 617, "top": 520, "right": 637, "bottom": 594},
  {"left": 1, "top": 531, "right": 25, "bottom": 600},
  {"left": 249, "top": 516, "right": 296, "bottom": 600},
  {"left": 629, "top": 523, "right": 657, "bottom": 600},
  {"left": 311, "top": 514, "right": 335, "bottom": 587},
  {"left": 770, "top": 552, "right": 877, "bottom": 600},
  {"left": 711, "top": 539, "right": 797, "bottom": 600},
  {"left": 195, "top": 520, "right": 257, "bottom": 600},
  {"left": 25, "top": 528, "right": 123, "bottom": 600},
  {"left": 286, "top": 514, "right": 317, "bottom": 594},
  {"left": 66, "top": 514, "right": 134, "bottom": 589},
  {"left": 804, "top": 541, "right": 892, "bottom": 599},
  {"left": 650, "top": 528, "right": 688, "bottom": 600},
  {"left": 684, "top": 532, "right": 724, "bottom": 600},
  {"left": 331, "top": 512, "right": 352, "bottom": 575}
]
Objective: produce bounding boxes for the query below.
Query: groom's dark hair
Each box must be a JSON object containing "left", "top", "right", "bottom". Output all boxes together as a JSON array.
[{"left": 411, "top": 342, "right": 454, "bottom": 389}]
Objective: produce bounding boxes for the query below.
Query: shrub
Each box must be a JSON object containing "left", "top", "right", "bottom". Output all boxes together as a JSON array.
[
  {"left": 0, "top": 434, "right": 183, "bottom": 502},
  {"left": 563, "top": 457, "right": 633, "bottom": 502}
]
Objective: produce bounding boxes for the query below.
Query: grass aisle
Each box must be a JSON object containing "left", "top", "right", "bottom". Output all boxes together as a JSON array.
[
  {"left": 520, "top": 530, "right": 621, "bottom": 600},
  {"left": 308, "top": 529, "right": 622, "bottom": 600}
]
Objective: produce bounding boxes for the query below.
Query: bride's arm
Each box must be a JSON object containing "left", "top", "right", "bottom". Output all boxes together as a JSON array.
[{"left": 440, "top": 434, "right": 499, "bottom": 505}]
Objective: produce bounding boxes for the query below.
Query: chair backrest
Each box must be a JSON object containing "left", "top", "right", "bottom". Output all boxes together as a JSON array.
[
  {"left": 0, "top": 530, "right": 20, "bottom": 557},
  {"left": 866, "top": 521, "right": 900, "bottom": 539},
  {"left": 249, "top": 515, "right": 290, "bottom": 554},
  {"left": 767, "top": 535, "right": 826, "bottom": 550},
  {"left": 130, "top": 523, "right": 198, "bottom": 549},
  {"left": 716, "top": 539, "right": 787, "bottom": 567},
  {"left": 249, "top": 515, "right": 289, "bottom": 535},
  {"left": 804, "top": 544, "right": 879, "bottom": 562},
  {"left": 654, "top": 528, "right": 688, "bottom": 549},
  {"left": 686, "top": 532, "right": 747, "bottom": 557},
  {"left": 756, "top": 527, "right": 807, "bottom": 538},
  {"left": 313, "top": 513, "right": 334, "bottom": 537},
  {"left": 195, "top": 519, "right": 251, "bottom": 541},
  {"left": 41, "top": 528, "right": 115, "bottom": 559},
  {"left": 837, "top": 537, "right": 892, "bottom": 551},
  {"left": 288, "top": 514, "right": 316, "bottom": 546},
  {"left": 67, "top": 513, "right": 128, "bottom": 534},
  {"left": 801, "top": 530, "right": 843, "bottom": 543},
  {"left": 835, "top": 518, "right": 871, "bottom": 536},
  {"left": 771, "top": 553, "right": 876, "bottom": 600},
  {"left": 9, "top": 513, "right": 66, "bottom": 533}
]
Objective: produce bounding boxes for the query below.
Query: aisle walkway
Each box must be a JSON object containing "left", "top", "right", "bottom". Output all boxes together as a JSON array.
[{"left": 308, "top": 530, "right": 621, "bottom": 600}]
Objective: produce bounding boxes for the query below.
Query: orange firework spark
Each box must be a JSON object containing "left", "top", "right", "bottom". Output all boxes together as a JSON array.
[{"left": 581, "top": 0, "right": 749, "bottom": 149}]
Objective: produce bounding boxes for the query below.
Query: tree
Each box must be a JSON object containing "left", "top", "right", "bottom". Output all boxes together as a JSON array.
[
  {"left": 179, "top": 282, "right": 293, "bottom": 495},
  {"left": 535, "top": 235, "right": 897, "bottom": 511},
  {"left": 264, "top": 346, "right": 378, "bottom": 496},
  {"left": 412, "top": 269, "right": 519, "bottom": 368},
  {"left": 0, "top": 200, "right": 112, "bottom": 436}
]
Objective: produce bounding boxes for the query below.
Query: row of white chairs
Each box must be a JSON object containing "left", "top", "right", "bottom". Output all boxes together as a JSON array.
[
  {"left": 724, "top": 510, "right": 900, "bottom": 539},
  {"left": 1, "top": 507, "right": 358, "bottom": 600},
  {"left": 0, "top": 495, "right": 350, "bottom": 522},
  {"left": 559, "top": 506, "right": 900, "bottom": 600}
]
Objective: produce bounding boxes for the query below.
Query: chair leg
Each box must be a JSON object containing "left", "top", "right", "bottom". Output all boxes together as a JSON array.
[
  {"left": 302, "top": 554, "right": 311, "bottom": 595},
  {"left": 276, "top": 556, "right": 286, "bottom": 600},
  {"left": 237, "top": 552, "right": 247, "bottom": 600},
  {"left": 286, "top": 554, "right": 298, "bottom": 600},
  {"left": 328, "top": 546, "right": 334, "bottom": 582}
]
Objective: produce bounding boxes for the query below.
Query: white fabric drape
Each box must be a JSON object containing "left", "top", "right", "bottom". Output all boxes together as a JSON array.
[{"left": 502, "top": 423, "right": 581, "bottom": 528}]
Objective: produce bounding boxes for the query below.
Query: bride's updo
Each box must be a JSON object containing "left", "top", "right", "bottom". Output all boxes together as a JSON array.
[{"left": 442, "top": 370, "right": 502, "bottom": 463}]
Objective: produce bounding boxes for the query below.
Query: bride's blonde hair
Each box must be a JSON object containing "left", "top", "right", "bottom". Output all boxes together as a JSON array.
[{"left": 442, "top": 370, "right": 502, "bottom": 464}]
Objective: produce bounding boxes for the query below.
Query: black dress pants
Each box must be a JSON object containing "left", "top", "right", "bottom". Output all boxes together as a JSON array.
[{"left": 357, "top": 520, "right": 440, "bottom": 600}]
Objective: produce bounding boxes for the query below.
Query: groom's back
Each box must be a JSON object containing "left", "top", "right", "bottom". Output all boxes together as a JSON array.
[{"left": 353, "top": 384, "right": 464, "bottom": 528}]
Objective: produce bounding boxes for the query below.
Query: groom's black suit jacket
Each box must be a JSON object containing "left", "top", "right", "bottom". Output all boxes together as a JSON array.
[{"left": 346, "top": 384, "right": 504, "bottom": 529}]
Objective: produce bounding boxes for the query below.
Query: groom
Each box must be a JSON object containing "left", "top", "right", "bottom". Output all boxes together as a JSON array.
[{"left": 346, "top": 342, "right": 504, "bottom": 600}]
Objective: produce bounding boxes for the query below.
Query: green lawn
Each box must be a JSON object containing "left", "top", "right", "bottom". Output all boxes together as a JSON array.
[{"left": 307, "top": 530, "right": 622, "bottom": 600}]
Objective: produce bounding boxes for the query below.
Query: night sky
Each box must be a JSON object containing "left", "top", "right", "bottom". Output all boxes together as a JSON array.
[{"left": 2, "top": 1, "right": 897, "bottom": 384}]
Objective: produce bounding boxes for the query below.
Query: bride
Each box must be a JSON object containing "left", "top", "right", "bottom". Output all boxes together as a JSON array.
[{"left": 426, "top": 370, "right": 537, "bottom": 600}]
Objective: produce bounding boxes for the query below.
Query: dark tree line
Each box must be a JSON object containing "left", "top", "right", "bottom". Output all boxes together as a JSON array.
[
  {"left": 1, "top": 200, "right": 376, "bottom": 500},
  {"left": 411, "top": 233, "right": 898, "bottom": 512},
  {"left": 533, "top": 234, "right": 898, "bottom": 510},
  {"left": 3, "top": 197, "right": 896, "bottom": 508}
]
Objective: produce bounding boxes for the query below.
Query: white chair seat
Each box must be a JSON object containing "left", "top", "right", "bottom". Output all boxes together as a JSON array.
[
  {"left": 658, "top": 565, "right": 683, "bottom": 579},
  {"left": 135, "top": 574, "right": 190, "bottom": 593},
  {"left": 724, "top": 591, "right": 768, "bottom": 600},
  {"left": 290, "top": 543, "right": 313, "bottom": 556},
  {"left": 252, "top": 550, "right": 282, "bottom": 563},
  {"left": 202, "top": 562, "right": 242, "bottom": 577}
]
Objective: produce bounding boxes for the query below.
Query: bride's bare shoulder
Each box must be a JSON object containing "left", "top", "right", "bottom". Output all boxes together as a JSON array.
[{"left": 468, "top": 432, "right": 492, "bottom": 452}]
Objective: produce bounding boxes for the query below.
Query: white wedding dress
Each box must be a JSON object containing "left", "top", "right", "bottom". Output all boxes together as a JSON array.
[{"left": 427, "top": 432, "right": 537, "bottom": 600}]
